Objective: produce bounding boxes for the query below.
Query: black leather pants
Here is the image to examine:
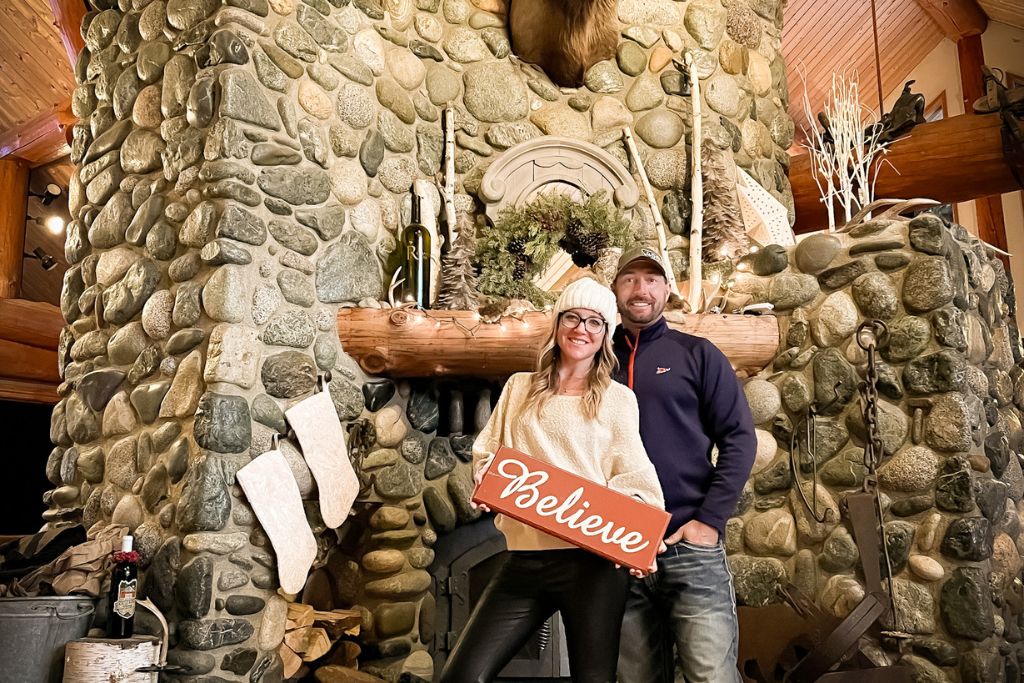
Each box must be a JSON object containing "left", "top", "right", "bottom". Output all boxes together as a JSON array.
[{"left": 439, "top": 548, "right": 629, "bottom": 683}]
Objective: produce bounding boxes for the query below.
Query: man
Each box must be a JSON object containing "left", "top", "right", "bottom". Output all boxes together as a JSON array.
[{"left": 612, "top": 246, "right": 756, "bottom": 683}]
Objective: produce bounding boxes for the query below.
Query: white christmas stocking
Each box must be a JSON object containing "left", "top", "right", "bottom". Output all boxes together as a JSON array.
[
  {"left": 236, "top": 450, "right": 316, "bottom": 594},
  {"left": 285, "top": 389, "right": 359, "bottom": 529}
]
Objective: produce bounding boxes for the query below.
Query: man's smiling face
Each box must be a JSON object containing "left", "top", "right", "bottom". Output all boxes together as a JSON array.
[{"left": 613, "top": 262, "right": 671, "bottom": 329}]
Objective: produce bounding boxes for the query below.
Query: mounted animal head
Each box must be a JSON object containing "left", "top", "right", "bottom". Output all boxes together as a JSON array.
[{"left": 508, "top": 0, "right": 619, "bottom": 87}]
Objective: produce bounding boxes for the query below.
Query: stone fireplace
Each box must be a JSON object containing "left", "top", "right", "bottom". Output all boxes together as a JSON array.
[{"left": 47, "top": 0, "right": 1024, "bottom": 682}]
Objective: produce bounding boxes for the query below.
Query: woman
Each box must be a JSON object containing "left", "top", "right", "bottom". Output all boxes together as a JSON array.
[{"left": 440, "top": 277, "right": 665, "bottom": 683}]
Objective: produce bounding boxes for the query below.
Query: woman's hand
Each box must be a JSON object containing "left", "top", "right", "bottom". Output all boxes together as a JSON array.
[
  {"left": 619, "top": 541, "right": 664, "bottom": 578},
  {"left": 470, "top": 455, "right": 494, "bottom": 512}
]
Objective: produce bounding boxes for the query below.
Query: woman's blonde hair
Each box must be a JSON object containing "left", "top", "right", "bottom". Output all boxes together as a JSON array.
[{"left": 525, "top": 313, "right": 618, "bottom": 420}]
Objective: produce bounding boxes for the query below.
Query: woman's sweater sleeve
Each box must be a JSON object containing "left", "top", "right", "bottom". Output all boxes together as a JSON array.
[
  {"left": 471, "top": 374, "right": 519, "bottom": 478},
  {"left": 606, "top": 391, "right": 666, "bottom": 509}
]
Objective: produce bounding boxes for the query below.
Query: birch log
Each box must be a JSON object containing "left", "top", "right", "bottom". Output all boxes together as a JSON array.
[
  {"left": 622, "top": 127, "right": 679, "bottom": 294},
  {"left": 63, "top": 637, "right": 159, "bottom": 682},
  {"left": 686, "top": 51, "right": 704, "bottom": 313},
  {"left": 444, "top": 106, "right": 458, "bottom": 246}
]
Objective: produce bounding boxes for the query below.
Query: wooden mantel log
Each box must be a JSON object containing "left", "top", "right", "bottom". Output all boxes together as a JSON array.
[
  {"left": 337, "top": 308, "right": 779, "bottom": 377},
  {"left": 789, "top": 112, "right": 1021, "bottom": 233}
]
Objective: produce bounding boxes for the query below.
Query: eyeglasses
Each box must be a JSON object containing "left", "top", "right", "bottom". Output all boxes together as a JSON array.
[{"left": 558, "top": 311, "right": 607, "bottom": 334}]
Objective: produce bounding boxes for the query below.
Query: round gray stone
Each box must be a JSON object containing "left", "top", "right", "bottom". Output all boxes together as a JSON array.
[
  {"left": 851, "top": 272, "right": 898, "bottom": 319},
  {"left": 616, "top": 42, "right": 647, "bottom": 77},
  {"left": 794, "top": 234, "right": 841, "bottom": 274},
  {"left": 685, "top": 0, "right": 728, "bottom": 48},
  {"left": 584, "top": 60, "right": 624, "bottom": 94},
  {"left": 463, "top": 62, "right": 529, "bottom": 122},
  {"left": 261, "top": 309, "right": 315, "bottom": 348},
  {"left": 316, "top": 232, "right": 383, "bottom": 303},
  {"left": 903, "top": 256, "right": 955, "bottom": 313},
  {"left": 635, "top": 110, "right": 684, "bottom": 149},
  {"left": 262, "top": 351, "right": 317, "bottom": 398},
  {"left": 193, "top": 393, "right": 251, "bottom": 454},
  {"left": 768, "top": 273, "right": 819, "bottom": 310},
  {"left": 882, "top": 316, "right": 931, "bottom": 362},
  {"left": 337, "top": 82, "right": 375, "bottom": 128}
]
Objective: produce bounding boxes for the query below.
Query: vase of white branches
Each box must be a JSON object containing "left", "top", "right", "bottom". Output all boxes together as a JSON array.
[{"left": 799, "top": 70, "right": 895, "bottom": 232}]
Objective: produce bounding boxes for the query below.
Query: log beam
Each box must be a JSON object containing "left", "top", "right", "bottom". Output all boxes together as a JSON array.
[
  {"left": 337, "top": 308, "right": 779, "bottom": 377},
  {"left": 0, "top": 158, "right": 30, "bottom": 298},
  {"left": 790, "top": 113, "right": 1021, "bottom": 233},
  {"left": 0, "top": 299, "right": 63, "bottom": 349},
  {"left": 0, "top": 338, "right": 60, "bottom": 384},
  {"left": 0, "top": 378, "right": 59, "bottom": 405},
  {"left": 0, "top": 102, "right": 75, "bottom": 167},
  {"left": 48, "top": 0, "right": 88, "bottom": 67},
  {"left": 914, "top": 0, "right": 988, "bottom": 41}
]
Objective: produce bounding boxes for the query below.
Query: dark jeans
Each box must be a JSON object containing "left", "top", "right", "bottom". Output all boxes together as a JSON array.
[
  {"left": 618, "top": 541, "right": 742, "bottom": 683},
  {"left": 439, "top": 549, "right": 629, "bottom": 683}
]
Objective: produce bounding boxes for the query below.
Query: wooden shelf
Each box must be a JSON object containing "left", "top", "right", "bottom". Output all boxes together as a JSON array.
[{"left": 337, "top": 308, "right": 779, "bottom": 378}]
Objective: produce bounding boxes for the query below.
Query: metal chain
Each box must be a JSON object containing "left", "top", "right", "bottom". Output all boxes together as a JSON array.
[
  {"left": 856, "top": 321, "right": 888, "bottom": 488},
  {"left": 856, "top": 320, "right": 903, "bottom": 635}
]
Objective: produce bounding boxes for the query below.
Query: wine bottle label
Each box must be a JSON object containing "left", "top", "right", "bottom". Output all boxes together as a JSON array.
[{"left": 113, "top": 578, "right": 137, "bottom": 619}]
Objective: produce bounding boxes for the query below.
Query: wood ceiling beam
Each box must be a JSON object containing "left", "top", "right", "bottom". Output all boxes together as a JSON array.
[
  {"left": 789, "top": 113, "right": 1021, "bottom": 232},
  {"left": 48, "top": 0, "right": 87, "bottom": 67},
  {"left": 914, "top": 0, "right": 988, "bottom": 41},
  {"left": 0, "top": 101, "right": 75, "bottom": 167}
]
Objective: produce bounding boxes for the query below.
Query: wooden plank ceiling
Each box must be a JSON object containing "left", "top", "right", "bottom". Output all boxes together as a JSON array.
[
  {"left": 0, "top": 0, "right": 75, "bottom": 307},
  {"left": 0, "top": 0, "right": 76, "bottom": 134},
  {"left": 977, "top": 0, "right": 1024, "bottom": 30},
  {"left": 782, "top": 0, "right": 946, "bottom": 146}
]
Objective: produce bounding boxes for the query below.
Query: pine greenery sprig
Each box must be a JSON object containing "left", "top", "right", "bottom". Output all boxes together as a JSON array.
[{"left": 476, "top": 191, "right": 633, "bottom": 306}]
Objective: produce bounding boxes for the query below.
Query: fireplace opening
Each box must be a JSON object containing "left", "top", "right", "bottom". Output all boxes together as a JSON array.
[{"left": 428, "top": 515, "right": 571, "bottom": 681}]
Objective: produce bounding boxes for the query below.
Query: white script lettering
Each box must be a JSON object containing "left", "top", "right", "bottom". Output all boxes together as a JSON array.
[{"left": 494, "top": 458, "right": 651, "bottom": 554}]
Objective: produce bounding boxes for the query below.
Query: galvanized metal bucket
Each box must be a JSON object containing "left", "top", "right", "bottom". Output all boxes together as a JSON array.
[{"left": 0, "top": 596, "right": 96, "bottom": 683}]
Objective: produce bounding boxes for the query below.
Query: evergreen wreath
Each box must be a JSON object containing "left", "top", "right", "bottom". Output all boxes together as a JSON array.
[{"left": 476, "top": 191, "right": 633, "bottom": 306}]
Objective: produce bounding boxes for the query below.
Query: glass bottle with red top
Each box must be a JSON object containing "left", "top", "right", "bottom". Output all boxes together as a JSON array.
[{"left": 107, "top": 535, "right": 139, "bottom": 638}]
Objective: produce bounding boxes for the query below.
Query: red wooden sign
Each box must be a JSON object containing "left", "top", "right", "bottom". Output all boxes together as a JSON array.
[{"left": 472, "top": 446, "right": 671, "bottom": 571}]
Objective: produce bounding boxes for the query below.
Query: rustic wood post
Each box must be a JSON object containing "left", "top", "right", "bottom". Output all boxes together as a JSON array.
[{"left": 0, "top": 158, "right": 29, "bottom": 299}]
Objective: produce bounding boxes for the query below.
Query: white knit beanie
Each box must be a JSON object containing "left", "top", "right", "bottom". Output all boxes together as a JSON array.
[{"left": 554, "top": 277, "right": 618, "bottom": 330}]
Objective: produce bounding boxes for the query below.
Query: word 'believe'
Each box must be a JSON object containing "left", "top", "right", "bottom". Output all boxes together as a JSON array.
[{"left": 495, "top": 458, "right": 650, "bottom": 554}]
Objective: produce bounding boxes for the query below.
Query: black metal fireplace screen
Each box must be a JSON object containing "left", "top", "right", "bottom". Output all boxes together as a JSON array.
[{"left": 428, "top": 516, "right": 571, "bottom": 680}]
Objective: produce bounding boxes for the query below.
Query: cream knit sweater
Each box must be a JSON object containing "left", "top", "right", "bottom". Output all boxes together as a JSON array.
[{"left": 472, "top": 372, "right": 666, "bottom": 551}]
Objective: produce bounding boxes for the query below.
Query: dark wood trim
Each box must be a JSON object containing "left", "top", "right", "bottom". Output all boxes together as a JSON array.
[
  {"left": 48, "top": 0, "right": 87, "bottom": 67},
  {"left": 957, "top": 34, "right": 1009, "bottom": 268},
  {"left": 924, "top": 91, "right": 948, "bottom": 121},
  {"left": 914, "top": 0, "right": 987, "bottom": 41}
]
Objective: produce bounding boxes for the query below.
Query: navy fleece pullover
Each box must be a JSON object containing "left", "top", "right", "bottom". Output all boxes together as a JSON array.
[{"left": 612, "top": 317, "right": 756, "bottom": 537}]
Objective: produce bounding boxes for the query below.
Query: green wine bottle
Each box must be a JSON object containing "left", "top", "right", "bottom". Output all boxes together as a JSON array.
[{"left": 400, "top": 193, "right": 431, "bottom": 308}]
